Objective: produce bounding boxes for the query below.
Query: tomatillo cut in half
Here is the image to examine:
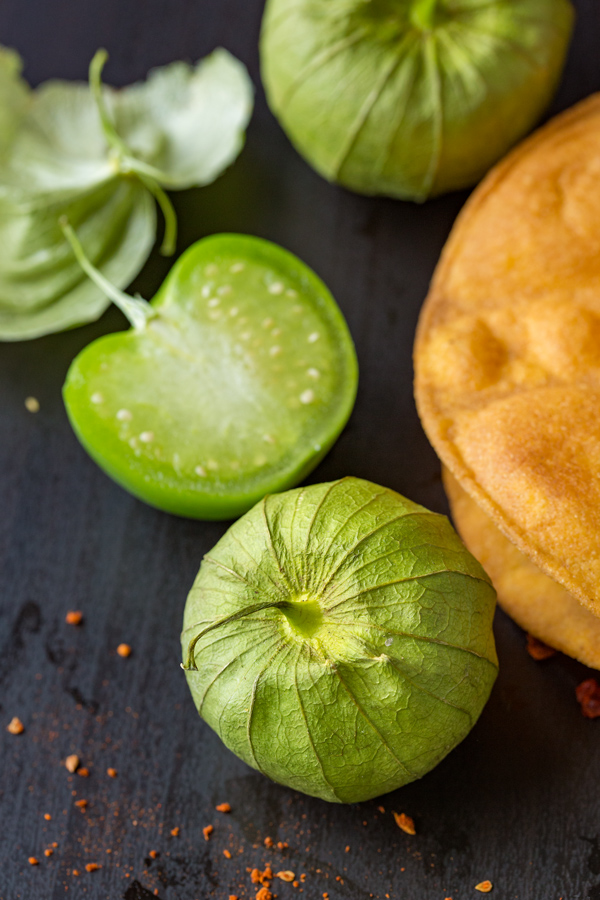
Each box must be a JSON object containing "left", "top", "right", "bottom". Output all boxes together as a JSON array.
[
  {"left": 181, "top": 477, "right": 498, "bottom": 802},
  {"left": 62, "top": 232, "right": 358, "bottom": 519}
]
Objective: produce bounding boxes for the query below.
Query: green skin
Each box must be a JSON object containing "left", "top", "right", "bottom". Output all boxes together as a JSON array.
[
  {"left": 182, "top": 477, "right": 498, "bottom": 803},
  {"left": 260, "top": 0, "right": 574, "bottom": 201},
  {"left": 63, "top": 234, "right": 358, "bottom": 520}
]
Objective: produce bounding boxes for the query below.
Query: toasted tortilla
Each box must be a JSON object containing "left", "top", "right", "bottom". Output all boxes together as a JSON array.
[
  {"left": 414, "top": 94, "right": 600, "bottom": 614},
  {"left": 443, "top": 468, "right": 600, "bottom": 670}
]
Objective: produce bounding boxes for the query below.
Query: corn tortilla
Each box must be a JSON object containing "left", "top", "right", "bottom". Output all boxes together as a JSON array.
[
  {"left": 444, "top": 468, "right": 600, "bottom": 670},
  {"left": 414, "top": 94, "right": 600, "bottom": 613}
]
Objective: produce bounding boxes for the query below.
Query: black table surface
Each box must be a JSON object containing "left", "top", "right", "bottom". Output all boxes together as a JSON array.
[{"left": 1, "top": 2, "right": 600, "bottom": 899}]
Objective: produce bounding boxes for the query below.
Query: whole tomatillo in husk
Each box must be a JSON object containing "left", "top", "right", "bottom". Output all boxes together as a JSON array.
[
  {"left": 181, "top": 477, "right": 497, "bottom": 803},
  {"left": 414, "top": 94, "right": 600, "bottom": 664},
  {"left": 260, "top": 0, "right": 574, "bottom": 201}
]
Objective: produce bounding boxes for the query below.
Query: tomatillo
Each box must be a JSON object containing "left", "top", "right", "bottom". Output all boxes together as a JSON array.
[{"left": 63, "top": 232, "right": 358, "bottom": 519}]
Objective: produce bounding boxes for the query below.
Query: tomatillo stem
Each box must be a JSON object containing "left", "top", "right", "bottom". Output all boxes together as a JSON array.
[
  {"left": 60, "top": 217, "right": 156, "bottom": 331},
  {"left": 410, "top": 0, "right": 439, "bottom": 31},
  {"left": 183, "top": 600, "right": 292, "bottom": 671},
  {"left": 89, "top": 49, "right": 178, "bottom": 256}
]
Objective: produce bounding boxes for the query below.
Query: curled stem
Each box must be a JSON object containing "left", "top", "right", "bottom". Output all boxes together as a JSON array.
[
  {"left": 89, "top": 49, "right": 178, "bottom": 256},
  {"left": 135, "top": 172, "right": 177, "bottom": 256},
  {"left": 60, "top": 217, "right": 155, "bottom": 331},
  {"left": 182, "top": 600, "right": 292, "bottom": 671}
]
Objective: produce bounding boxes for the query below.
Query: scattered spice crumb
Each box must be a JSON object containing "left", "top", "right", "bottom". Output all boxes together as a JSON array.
[
  {"left": 72, "top": 870, "right": 80, "bottom": 877},
  {"left": 149, "top": 850, "right": 159, "bottom": 860},
  {"left": 377, "top": 805, "right": 385, "bottom": 813},
  {"left": 75, "top": 799, "right": 88, "bottom": 809},
  {"left": 52, "top": 843, "right": 58, "bottom": 848},
  {"left": 264, "top": 836, "right": 274, "bottom": 848},
  {"left": 85, "top": 863, "right": 101, "bottom": 873},
  {"left": 7, "top": 717, "right": 24, "bottom": 735},
  {"left": 25, "top": 396, "right": 40, "bottom": 413},
  {"left": 28, "top": 857, "right": 39, "bottom": 866},
  {"left": 78, "top": 767, "right": 90, "bottom": 777},
  {"left": 229, "top": 896, "right": 239, "bottom": 900},
  {"left": 256, "top": 889, "right": 273, "bottom": 900},
  {"left": 203, "top": 825, "right": 213, "bottom": 841},
  {"left": 576, "top": 679, "right": 600, "bottom": 718},
  {"left": 293, "top": 882, "right": 299, "bottom": 888},
  {"left": 224, "top": 850, "right": 232, "bottom": 859},
  {"left": 300, "top": 874, "right": 306, "bottom": 882},
  {"left": 170, "top": 827, "right": 180, "bottom": 837},
  {"left": 107, "top": 767, "right": 117, "bottom": 778},
  {"left": 277, "top": 841, "right": 288, "bottom": 850},
  {"left": 344, "top": 846, "right": 350, "bottom": 853},
  {"left": 44, "top": 849, "right": 53, "bottom": 858},
  {"left": 276, "top": 871, "right": 295, "bottom": 882},
  {"left": 216, "top": 802, "right": 232, "bottom": 813},
  {"left": 65, "top": 754, "right": 80, "bottom": 773},
  {"left": 475, "top": 881, "right": 493, "bottom": 893},
  {"left": 44, "top": 814, "right": 51, "bottom": 821},
  {"left": 65, "top": 611, "right": 83, "bottom": 626},
  {"left": 117, "top": 643, "right": 132, "bottom": 658},
  {"left": 323, "top": 893, "right": 329, "bottom": 899},
  {"left": 393, "top": 812, "right": 416, "bottom": 835},
  {"left": 526, "top": 634, "right": 556, "bottom": 661}
]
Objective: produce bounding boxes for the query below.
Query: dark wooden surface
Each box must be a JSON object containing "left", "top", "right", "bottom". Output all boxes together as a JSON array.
[{"left": 1, "top": 2, "right": 600, "bottom": 898}]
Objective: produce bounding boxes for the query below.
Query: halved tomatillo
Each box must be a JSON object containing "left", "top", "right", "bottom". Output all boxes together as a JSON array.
[{"left": 62, "top": 230, "right": 358, "bottom": 519}]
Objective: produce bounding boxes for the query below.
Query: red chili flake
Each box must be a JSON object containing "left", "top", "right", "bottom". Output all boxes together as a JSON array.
[
  {"left": 107, "top": 767, "right": 118, "bottom": 778},
  {"left": 230, "top": 896, "right": 239, "bottom": 900},
  {"left": 28, "top": 857, "right": 39, "bottom": 866},
  {"left": 65, "top": 754, "right": 80, "bottom": 773},
  {"left": 526, "top": 634, "right": 556, "bottom": 661},
  {"left": 44, "top": 814, "right": 52, "bottom": 821},
  {"left": 7, "top": 717, "right": 24, "bottom": 735},
  {"left": 85, "top": 863, "right": 101, "bottom": 873},
  {"left": 576, "top": 679, "right": 600, "bottom": 718},
  {"left": 170, "top": 827, "right": 180, "bottom": 837},
  {"left": 216, "top": 802, "right": 231, "bottom": 813},
  {"left": 203, "top": 825, "right": 213, "bottom": 841},
  {"left": 72, "top": 869, "right": 80, "bottom": 877},
  {"left": 224, "top": 850, "right": 232, "bottom": 859},
  {"left": 75, "top": 799, "right": 88, "bottom": 809},
  {"left": 393, "top": 812, "right": 416, "bottom": 835},
  {"left": 149, "top": 850, "right": 159, "bottom": 860},
  {"left": 344, "top": 846, "right": 350, "bottom": 853},
  {"left": 264, "top": 836, "right": 274, "bottom": 848},
  {"left": 65, "top": 611, "right": 83, "bottom": 626},
  {"left": 44, "top": 849, "right": 53, "bottom": 858},
  {"left": 256, "top": 889, "right": 273, "bottom": 900},
  {"left": 78, "top": 767, "right": 90, "bottom": 778},
  {"left": 475, "top": 881, "right": 493, "bottom": 893},
  {"left": 117, "top": 643, "right": 132, "bottom": 658},
  {"left": 293, "top": 882, "right": 299, "bottom": 888}
]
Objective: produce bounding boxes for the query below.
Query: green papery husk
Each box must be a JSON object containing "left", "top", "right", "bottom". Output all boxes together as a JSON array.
[
  {"left": 260, "top": 0, "right": 574, "bottom": 201},
  {"left": 0, "top": 46, "right": 253, "bottom": 339},
  {"left": 182, "top": 477, "right": 498, "bottom": 803}
]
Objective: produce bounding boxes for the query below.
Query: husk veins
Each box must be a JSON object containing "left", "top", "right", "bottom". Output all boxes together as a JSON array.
[{"left": 182, "top": 477, "right": 498, "bottom": 803}]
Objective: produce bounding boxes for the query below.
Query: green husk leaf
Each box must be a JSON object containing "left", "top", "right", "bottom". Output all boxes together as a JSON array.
[
  {"left": 182, "top": 477, "right": 498, "bottom": 803},
  {"left": 0, "top": 180, "right": 155, "bottom": 340},
  {"left": 0, "top": 46, "right": 253, "bottom": 339}
]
